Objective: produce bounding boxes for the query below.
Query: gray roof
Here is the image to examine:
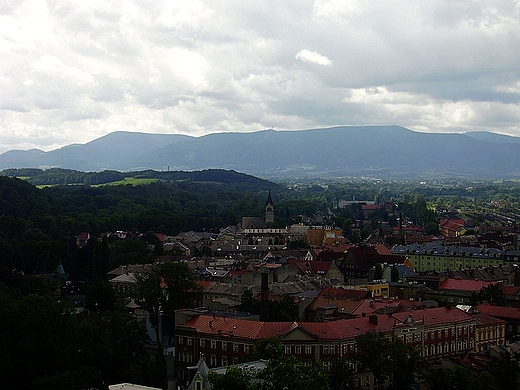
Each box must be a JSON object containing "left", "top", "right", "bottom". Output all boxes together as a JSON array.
[{"left": 391, "top": 243, "right": 503, "bottom": 258}]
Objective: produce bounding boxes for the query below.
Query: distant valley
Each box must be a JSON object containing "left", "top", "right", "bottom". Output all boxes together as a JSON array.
[{"left": 2, "top": 126, "right": 520, "bottom": 179}]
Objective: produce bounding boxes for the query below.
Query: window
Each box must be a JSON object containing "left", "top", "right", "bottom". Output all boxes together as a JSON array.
[
  {"left": 233, "top": 343, "right": 239, "bottom": 352},
  {"left": 210, "top": 355, "right": 217, "bottom": 366},
  {"left": 222, "top": 356, "right": 228, "bottom": 366},
  {"left": 323, "top": 361, "right": 332, "bottom": 372},
  {"left": 295, "top": 345, "right": 301, "bottom": 354},
  {"left": 285, "top": 345, "right": 291, "bottom": 354},
  {"left": 222, "top": 342, "right": 227, "bottom": 351},
  {"left": 305, "top": 345, "right": 312, "bottom": 355},
  {"left": 179, "top": 350, "right": 193, "bottom": 363},
  {"left": 187, "top": 337, "right": 192, "bottom": 346},
  {"left": 178, "top": 336, "right": 184, "bottom": 345},
  {"left": 244, "top": 344, "right": 250, "bottom": 354},
  {"left": 200, "top": 339, "right": 205, "bottom": 347},
  {"left": 211, "top": 340, "right": 216, "bottom": 349}
]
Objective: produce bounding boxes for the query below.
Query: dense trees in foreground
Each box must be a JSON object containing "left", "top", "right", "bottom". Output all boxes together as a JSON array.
[{"left": 0, "top": 277, "right": 156, "bottom": 390}]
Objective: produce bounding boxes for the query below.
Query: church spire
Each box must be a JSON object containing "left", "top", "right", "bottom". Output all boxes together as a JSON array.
[{"left": 265, "top": 191, "right": 274, "bottom": 225}]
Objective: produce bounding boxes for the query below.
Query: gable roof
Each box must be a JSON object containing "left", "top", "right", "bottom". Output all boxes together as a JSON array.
[{"left": 287, "top": 260, "right": 333, "bottom": 276}]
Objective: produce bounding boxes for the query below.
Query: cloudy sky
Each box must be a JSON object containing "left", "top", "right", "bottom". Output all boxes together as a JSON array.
[{"left": 1, "top": 1, "right": 520, "bottom": 153}]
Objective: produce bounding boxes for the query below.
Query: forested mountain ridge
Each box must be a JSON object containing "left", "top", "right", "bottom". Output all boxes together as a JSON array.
[
  {"left": 3, "top": 126, "right": 520, "bottom": 178},
  {"left": 0, "top": 167, "right": 275, "bottom": 187}
]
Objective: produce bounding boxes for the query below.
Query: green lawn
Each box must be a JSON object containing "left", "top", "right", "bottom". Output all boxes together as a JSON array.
[{"left": 100, "top": 177, "right": 160, "bottom": 186}]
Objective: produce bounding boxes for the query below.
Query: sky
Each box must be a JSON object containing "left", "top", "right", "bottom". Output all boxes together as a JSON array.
[{"left": 1, "top": 0, "right": 520, "bottom": 154}]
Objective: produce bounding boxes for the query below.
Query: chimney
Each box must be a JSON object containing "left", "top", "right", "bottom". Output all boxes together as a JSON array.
[
  {"left": 260, "top": 272, "right": 270, "bottom": 321},
  {"left": 369, "top": 314, "right": 378, "bottom": 325},
  {"left": 209, "top": 320, "right": 213, "bottom": 328}
]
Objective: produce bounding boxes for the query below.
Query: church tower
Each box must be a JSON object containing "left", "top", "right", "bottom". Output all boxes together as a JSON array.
[{"left": 265, "top": 191, "right": 274, "bottom": 225}]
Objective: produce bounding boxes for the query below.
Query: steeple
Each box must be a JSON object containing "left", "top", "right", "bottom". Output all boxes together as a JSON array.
[{"left": 265, "top": 191, "right": 274, "bottom": 225}]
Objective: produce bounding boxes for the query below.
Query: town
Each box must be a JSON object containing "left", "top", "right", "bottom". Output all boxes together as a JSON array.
[
  {"left": 93, "top": 190, "right": 520, "bottom": 389},
  {"left": 3, "top": 174, "right": 520, "bottom": 390}
]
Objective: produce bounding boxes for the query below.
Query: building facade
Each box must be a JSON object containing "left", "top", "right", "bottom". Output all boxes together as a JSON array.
[
  {"left": 391, "top": 243, "right": 504, "bottom": 272},
  {"left": 174, "top": 307, "right": 494, "bottom": 388}
]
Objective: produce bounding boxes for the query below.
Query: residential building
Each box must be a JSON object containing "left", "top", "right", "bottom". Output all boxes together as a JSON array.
[
  {"left": 306, "top": 226, "right": 343, "bottom": 246},
  {"left": 391, "top": 243, "right": 504, "bottom": 272},
  {"left": 340, "top": 245, "right": 407, "bottom": 282},
  {"left": 440, "top": 219, "right": 466, "bottom": 237},
  {"left": 476, "top": 304, "right": 520, "bottom": 342},
  {"left": 175, "top": 307, "right": 479, "bottom": 387},
  {"left": 472, "top": 313, "right": 506, "bottom": 352}
]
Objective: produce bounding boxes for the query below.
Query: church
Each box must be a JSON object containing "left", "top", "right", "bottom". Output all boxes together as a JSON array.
[{"left": 240, "top": 191, "right": 274, "bottom": 229}]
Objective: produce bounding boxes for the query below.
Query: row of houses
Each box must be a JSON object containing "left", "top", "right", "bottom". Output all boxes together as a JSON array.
[{"left": 174, "top": 306, "right": 505, "bottom": 388}]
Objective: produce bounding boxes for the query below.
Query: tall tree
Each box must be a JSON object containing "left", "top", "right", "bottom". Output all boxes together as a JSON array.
[
  {"left": 387, "top": 338, "right": 425, "bottom": 390},
  {"left": 159, "top": 261, "right": 202, "bottom": 343},
  {"left": 207, "top": 366, "right": 256, "bottom": 390},
  {"left": 270, "top": 294, "right": 298, "bottom": 322},
  {"left": 132, "top": 269, "right": 164, "bottom": 347},
  {"left": 329, "top": 357, "right": 356, "bottom": 390},
  {"left": 353, "top": 331, "right": 390, "bottom": 390},
  {"left": 257, "top": 353, "right": 329, "bottom": 390},
  {"left": 390, "top": 265, "right": 400, "bottom": 282},
  {"left": 374, "top": 262, "right": 383, "bottom": 281},
  {"left": 490, "top": 351, "right": 520, "bottom": 390}
]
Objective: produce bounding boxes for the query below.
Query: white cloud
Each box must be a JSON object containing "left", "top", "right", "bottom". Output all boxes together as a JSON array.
[
  {"left": 295, "top": 49, "right": 332, "bottom": 66},
  {"left": 1, "top": 0, "right": 520, "bottom": 153}
]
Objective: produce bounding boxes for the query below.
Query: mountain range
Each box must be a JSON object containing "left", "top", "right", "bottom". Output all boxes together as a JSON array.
[{"left": 2, "top": 126, "right": 520, "bottom": 179}]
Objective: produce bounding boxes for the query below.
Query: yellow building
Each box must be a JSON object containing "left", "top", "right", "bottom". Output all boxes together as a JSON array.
[
  {"left": 306, "top": 226, "right": 343, "bottom": 246},
  {"left": 354, "top": 282, "right": 389, "bottom": 298}
]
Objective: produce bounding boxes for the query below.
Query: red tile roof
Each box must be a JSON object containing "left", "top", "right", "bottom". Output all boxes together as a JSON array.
[
  {"left": 438, "top": 278, "right": 496, "bottom": 291},
  {"left": 179, "top": 308, "right": 471, "bottom": 343},
  {"left": 178, "top": 315, "right": 291, "bottom": 340},
  {"left": 351, "top": 299, "right": 417, "bottom": 316},
  {"left": 499, "top": 285, "right": 520, "bottom": 296},
  {"left": 287, "top": 260, "right": 332, "bottom": 276},
  {"left": 472, "top": 312, "right": 507, "bottom": 326},
  {"left": 375, "top": 244, "right": 392, "bottom": 255},
  {"left": 476, "top": 304, "right": 520, "bottom": 320},
  {"left": 196, "top": 280, "right": 212, "bottom": 291},
  {"left": 362, "top": 205, "right": 382, "bottom": 210},
  {"left": 393, "top": 307, "right": 474, "bottom": 326}
]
